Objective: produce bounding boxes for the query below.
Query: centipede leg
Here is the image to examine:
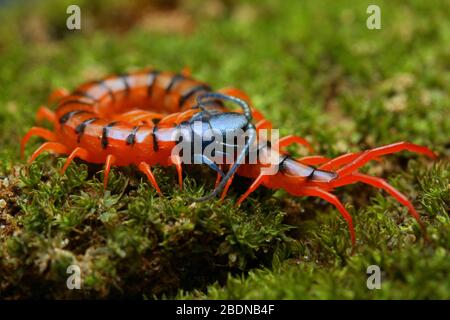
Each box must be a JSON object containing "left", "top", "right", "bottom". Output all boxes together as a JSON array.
[
  {"left": 158, "top": 112, "right": 180, "bottom": 126},
  {"left": 319, "top": 152, "right": 361, "bottom": 171},
  {"left": 181, "top": 66, "right": 191, "bottom": 77},
  {"left": 256, "top": 119, "right": 273, "bottom": 130},
  {"left": 336, "top": 142, "right": 437, "bottom": 177},
  {"left": 171, "top": 155, "right": 183, "bottom": 190},
  {"left": 175, "top": 109, "right": 200, "bottom": 124},
  {"left": 115, "top": 110, "right": 163, "bottom": 126},
  {"left": 36, "top": 106, "right": 56, "bottom": 124},
  {"left": 103, "top": 154, "right": 116, "bottom": 189},
  {"left": 236, "top": 174, "right": 267, "bottom": 206},
  {"left": 28, "top": 142, "right": 68, "bottom": 164},
  {"left": 220, "top": 172, "right": 235, "bottom": 201},
  {"left": 214, "top": 164, "right": 223, "bottom": 188},
  {"left": 21, "top": 127, "right": 57, "bottom": 159},
  {"left": 138, "top": 162, "right": 162, "bottom": 195},
  {"left": 48, "top": 88, "right": 69, "bottom": 104},
  {"left": 61, "top": 147, "right": 89, "bottom": 175},
  {"left": 275, "top": 135, "right": 314, "bottom": 154},
  {"left": 297, "top": 155, "right": 330, "bottom": 166},
  {"left": 333, "top": 172, "right": 426, "bottom": 233},
  {"left": 298, "top": 186, "right": 355, "bottom": 247}
]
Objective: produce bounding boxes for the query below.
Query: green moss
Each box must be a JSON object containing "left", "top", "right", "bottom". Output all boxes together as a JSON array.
[{"left": 0, "top": 0, "right": 449, "bottom": 299}]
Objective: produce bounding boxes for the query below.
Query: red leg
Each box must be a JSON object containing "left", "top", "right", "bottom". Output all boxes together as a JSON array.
[
  {"left": 214, "top": 164, "right": 224, "bottom": 188},
  {"left": 319, "top": 152, "right": 360, "bottom": 171},
  {"left": 138, "top": 162, "right": 162, "bottom": 195},
  {"left": 28, "top": 142, "right": 68, "bottom": 164},
  {"left": 21, "top": 127, "right": 57, "bottom": 159},
  {"left": 36, "top": 106, "right": 56, "bottom": 124},
  {"left": 48, "top": 88, "right": 69, "bottom": 104},
  {"left": 319, "top": 152, "right": 384, "bottom": 171},
  {"left": 114, "top": 110, "right": 163, "bottom": 126},
  {"left": 333, "top": 172, "right": 426, "bottom": 233},
  {"left": 220, "top": 172, "right": 235, "bottom": 201},
  {"left": 181, "top": 66, "right": 191, "bottom": 77},
  {"left": 103, "top": 154, "right": 116, "bottom": 189},
  {"left": 297, "top": 155, "right": 330, "bottom": 166},
  {"left": 275, "top": 135, "right": 314, "bottom": 154},
  {"left": 337, "top": 142, "right": 437, "bottom": 177},
  {"left": 159, "top": 112, "right": 181, "bottom": 126},
  {"left": 236, "top": 174, "right": 267, "bottom": 206},
  {"left": 171, "top": 155, "right": 183, "bottom": 189},
  {"left": 256, "top": 119, "right": 273, "bottom": 130},
  {"left": 298, "top": 186, "right": 355, "bottom": 247},
  {"left": 61, "top": 147, "right": 89, "bottom": 174},
  {"left": 176, "top": 109, "right": 200, "bottom": 124}
]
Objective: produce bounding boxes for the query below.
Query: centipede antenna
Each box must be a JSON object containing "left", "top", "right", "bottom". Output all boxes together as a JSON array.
[{"left": 195, "top": 92, "right": 253, "bottom": 122}]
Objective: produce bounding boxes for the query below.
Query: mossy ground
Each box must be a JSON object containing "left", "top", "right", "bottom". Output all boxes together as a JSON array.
[{"left": 0, "top": 0, "right": 449, "bottom": 299}]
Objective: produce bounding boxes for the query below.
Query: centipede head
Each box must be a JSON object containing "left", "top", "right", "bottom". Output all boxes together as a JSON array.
[{"left": 191, "top": 93, "right": 256, "bottom": 202}]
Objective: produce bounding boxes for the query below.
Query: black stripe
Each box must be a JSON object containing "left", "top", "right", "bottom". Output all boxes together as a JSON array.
[
  {"left": 59, "top": 110, "right": 89, "bottom": 124},
  {"left": 96, "top": 80, "right": 115, "bottom": 103},
  {"left": 101, "top": 122, "right": 118, "bottom": 149},
  {"left": 75, "top": 117, "right": 98, "bottom": 143},
  {"left": 147, "top": 70, "right": 160, "bottom": 97},
  {"left": 126, "top": 126, "right": 140, "bottom": 146},
  {"left": 72, "top": 90, "right": 99, "bottom": 102},
  {"left": 58, "top": 99, "right": 94, "bottom": 109},
  {"left": 165, "top": 74, "right": 184, "bottom": 92},
  {"left": 118, "top": 73, "right": 130, "bottom": 96},
  {"left": 305, "top": 168, "right": 316, "bottom": 181},
  {"left": 152, "top": 126, "right": 159, "bottom": 152},
  {"left": 278, "top": 155, "right": 289, "bottom": 167},
  {"left": 179, "top": 84, "right": 212, "bottom": 107}
]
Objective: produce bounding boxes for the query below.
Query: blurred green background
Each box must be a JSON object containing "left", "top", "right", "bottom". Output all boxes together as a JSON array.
[{"left": 0, "top": 0, "right": 448, "bottom": 299}]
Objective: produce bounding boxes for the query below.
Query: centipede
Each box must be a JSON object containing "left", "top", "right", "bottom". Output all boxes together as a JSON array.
[{"left": 21, "top": 68, "right": 437, "bottom": 247}]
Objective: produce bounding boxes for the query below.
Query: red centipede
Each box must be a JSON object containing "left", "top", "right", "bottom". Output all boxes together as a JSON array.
[{"left": 22, "top": 68, "right": 437, "bottom": 247}]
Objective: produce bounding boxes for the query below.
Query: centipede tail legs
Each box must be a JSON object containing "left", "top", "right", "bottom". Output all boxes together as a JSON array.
[
  {"left": 332, "top": 172, "right": 426, "bottom": 232},
  {"left": 297, "top": 186, "right": 356, "bottom": 247},
  {"left": 335, "top": 142, "right": 437, "bottom": 177}
]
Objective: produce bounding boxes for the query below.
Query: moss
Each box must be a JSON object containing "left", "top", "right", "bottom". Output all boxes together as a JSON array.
[{"left": 0, "top": 0, "right": 449, "bottom": 299}]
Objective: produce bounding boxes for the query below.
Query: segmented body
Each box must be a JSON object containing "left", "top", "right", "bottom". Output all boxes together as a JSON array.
[
  {"left": 22, "top": 68, "right": 437, "bottom": 247},
  {"left": 55, "top": 69, "right": 224, "bottom": 166}
]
